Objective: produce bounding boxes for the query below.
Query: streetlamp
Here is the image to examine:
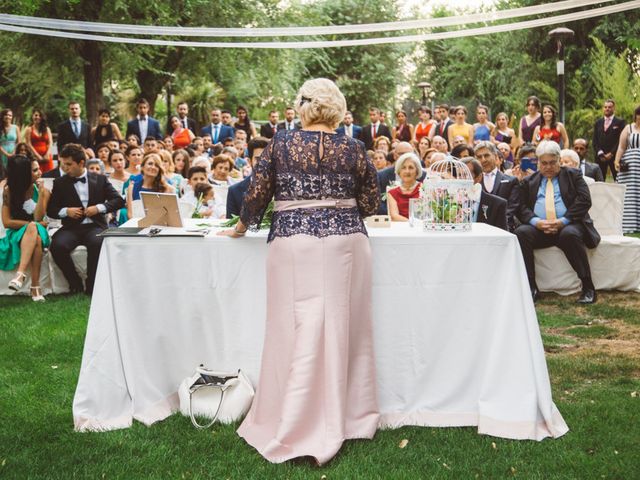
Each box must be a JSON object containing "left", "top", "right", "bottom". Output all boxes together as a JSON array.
[
  {"left": 548, "top": 27, "right": 574, "bottom": 124},
  {"left": 417, "top": 81, "right": 435, "bottom": 112}
]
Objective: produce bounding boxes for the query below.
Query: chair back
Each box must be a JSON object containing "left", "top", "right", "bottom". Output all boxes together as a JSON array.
[{"left": 588, "top": 182, "right": 626, "bottom": 236}]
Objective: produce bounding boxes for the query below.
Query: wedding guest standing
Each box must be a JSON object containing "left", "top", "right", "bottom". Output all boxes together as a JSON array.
[
  {"left": 91, "top": 108, "right": 123, "bottom": 150},
  {"left": 47, "top": 144, "right": 124, "bottom": 295},
  {"left": 515, "top": 141, "right": 600, "bottom": 304},
  {"left": 234, "top": 105, "right": 258, "bottom": 141},
  {"left": 392, "top": 110, "right": 414, "bottom": 143},
  {"left": 413, "top": 106, "right": 436, "bottom": 143},
  {"left": 259, "top": 110, "right": 279, "bottom": 139},
  {"left": 448, "top": 106, "right": 474, "bottom": 147},
  {"left": 518, "top": 96, "right": 542, "bottom": 145},
  {"left": 169, "top": 115, "right": 195, "bottom": 150},
  {"left": 221, "top": 78, "right": 380, "bottom": 465},
  {"left": 533, "top": 105, "right": 569, "bottom": 148},
  {"left": 24, "top": 109, "right": 54, "bottom": 173},
  {"left": 473, "top": 105, "right": 495, "bottom": 144},
  {"left": 335, "top": 111, "right": 362, "bottom": 139},
  {"left": 126, "top": 98, "right": 163, "bottom": 143},
  {"left": 594, "top": 99, "right": 626, "bottom": 181},
  {"left": 0, "top": 108, "right": 20, "bottom": 167},
  {"left": 167, "top": 101, "right": 197, "bottom": 135},
  {"left": 1, "top": 155, "right": 50, "bottom": 301},
  {"left": 56, "top": 101, "right": 91, "bottom": 150},
  {"left": 359, "top": 107, "right": 392, "bottom": 150},
  {"left": 614, "top": 105, "right": 640, "bottom": 233}
]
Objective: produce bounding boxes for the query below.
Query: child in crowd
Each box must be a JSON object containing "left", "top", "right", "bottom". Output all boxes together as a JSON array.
[
  {"left": 191, "top": 182, "right": 225, "bottom": 219},
  {"left": 181, "top": 166, "right": 209, "bottom": 206}
]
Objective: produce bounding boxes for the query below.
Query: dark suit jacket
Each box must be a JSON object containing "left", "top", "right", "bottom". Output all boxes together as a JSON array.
[
  {"left": 47, "top": 172, "right": 124, "bottom": 230},
  {"left": 376, "top": 166, "right": 427, "bottom": 215},
  {"left": 517, "top": 168, "right": 601, "bottom": 248},
  {"left": 482, "top": 170, "right": 520, "bottom": 231},
  {"left": 593, "top": 116, "right": 625, "bottom": 159},
  {"left": 226, "top": 176, "right": 250, "bottom": 218},
  {"left": 358, "top": 123, "right": 392, "bottom": 151},
  {"left": 200, "top": 123, "right": 235, "bottom": 144},
  {"left": 583, "top": 161, "right": 604, "bottom": 182},
  {"left": 277, "top": 121, "right": 301, "bottom": 131},
  {"left": 126, "top": 117, "right": 163, "bottom": 141},
  {"left": 43, "top": 167, "right": 63, "bottom": 179},
  {"left": 56, "top": 119, "right": 91, "bottom": 150},
  {"left": 167, "top": 116, "right": 197, "bottom": 135},
  {"left": 434, "top": 119, "right": 453, "bottom": 147},
  {"left": 260, "top": 123, "right": 279, "bottom": 139},
  {"left": 336, "top": 124, "right": 363, "bottom": 139},
  {"left": 476, "top": 191, "right": 508, "bottom": 231}
]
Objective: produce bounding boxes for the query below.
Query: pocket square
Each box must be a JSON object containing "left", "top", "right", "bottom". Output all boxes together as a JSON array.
[{"left": 500, "top": 179, "right": 510, "bottom": 183}]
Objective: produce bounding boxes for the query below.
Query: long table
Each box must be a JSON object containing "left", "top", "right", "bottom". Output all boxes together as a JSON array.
[{"left": 73, "top": 222, "right": 568, "bottom": 440}]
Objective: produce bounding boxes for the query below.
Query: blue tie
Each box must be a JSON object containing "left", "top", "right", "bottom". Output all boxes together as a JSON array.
[
  {"left": 72, "top": 121, "right": 79, "bottom": 137},
  {"left": 213, "top": 124, "right": 219, "bottom": 143}
]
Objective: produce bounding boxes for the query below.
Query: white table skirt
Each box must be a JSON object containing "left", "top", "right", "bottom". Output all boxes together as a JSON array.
[{"left": 73, "top": 222, "right": 568, "bottom": 440}]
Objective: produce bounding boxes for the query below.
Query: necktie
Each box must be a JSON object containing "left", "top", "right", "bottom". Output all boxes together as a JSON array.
[
  {"left": 604, "top": 116, "right": 612, "bottom": 131},
  {"left": 372, "top": 124, "right": 377, "bottom": 139},
  {"left": 73, "top": 176, "right": 87, "bottom": 184},
  {"left": 213, "top": 124, "right": 219, "bottom": 143},
  {"left": 72, "top": 121, "right": 79, "bottom": 137},
  {"left": 483, "top": 172, "right": 495, "bottom": 192},
  {"left": 545, "top": 179, "right": 556, "bottom": 220}
]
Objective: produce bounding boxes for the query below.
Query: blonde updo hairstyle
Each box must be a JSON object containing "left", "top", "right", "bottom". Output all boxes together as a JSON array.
[{"left": 294, "top": 78, "right": 347, "bottom": 130}]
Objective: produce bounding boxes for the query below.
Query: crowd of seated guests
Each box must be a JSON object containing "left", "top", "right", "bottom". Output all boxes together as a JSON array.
[{"left": 0, "top": 95, "right": 637, "bottom": 302}]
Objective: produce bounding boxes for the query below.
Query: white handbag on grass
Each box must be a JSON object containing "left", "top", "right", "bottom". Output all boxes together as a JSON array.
[{"left": 178, "top": 365, "right": 255, "bottom": 429}]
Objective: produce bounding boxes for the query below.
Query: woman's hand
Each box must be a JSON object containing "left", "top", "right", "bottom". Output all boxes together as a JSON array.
[
  {"left": 217, "top": 227, "right": 246, "bottom": 238},
  {"left": 614, "top": 160, "right": 620, "bottom": 172}
]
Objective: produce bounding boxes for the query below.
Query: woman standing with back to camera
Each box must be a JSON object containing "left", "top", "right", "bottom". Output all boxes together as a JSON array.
[{"left": 219, "top": 78, "right": 381, "bottom": 465}]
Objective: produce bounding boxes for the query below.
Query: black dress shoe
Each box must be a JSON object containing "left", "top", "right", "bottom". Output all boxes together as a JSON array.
[{"left": 577, "top": 288, "right": 597, "bottom": 304}]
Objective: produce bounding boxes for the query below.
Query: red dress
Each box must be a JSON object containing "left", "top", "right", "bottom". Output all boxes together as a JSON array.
[
  {"left": 536, "top": 126, "right": 561, "bottom": 144},
  {"left": 172, "top": 128, "right": 192, "bottom": 149},
  {"left": 388, "top": 183, "right": 421, "bottom": 218},
  {"left": 415, "top": 122, "right": 433, "bottom": 142},
  {"left": 30, "top": 128, "right": 53, "bottom": 172}
]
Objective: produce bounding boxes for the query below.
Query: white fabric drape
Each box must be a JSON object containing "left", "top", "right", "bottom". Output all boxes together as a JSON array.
[{"left": 0, "top": 1, "right": 638, "bottom": 48}]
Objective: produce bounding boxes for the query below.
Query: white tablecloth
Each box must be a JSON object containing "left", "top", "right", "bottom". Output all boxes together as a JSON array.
[{"left": 73, "top": 222, "right": 567, "bottom": 440}]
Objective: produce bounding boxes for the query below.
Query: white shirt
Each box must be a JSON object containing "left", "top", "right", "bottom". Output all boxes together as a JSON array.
[
  {"left": 580, "top": 160, "right": 586, "bottom": 176},
  {"left": 483, "top": 168, "right": 498, "bottom": 193},
  {"left": 69, "top": 118, "right": 81, "bottom": 137},
  {"left": 137, "top": 115, "right": 149, "bottom": 142},
  {"left": 58, "top": 170, "right": 106, "bottom": 224},
  {"left": 344, "top": 124, "right": 353, "bottom": 137},
  {"left": 371, "top": 121, "right": 381, "bottom": 137},
  {"left": 285, "top": 120, "right": 296, "bottom": 131}
]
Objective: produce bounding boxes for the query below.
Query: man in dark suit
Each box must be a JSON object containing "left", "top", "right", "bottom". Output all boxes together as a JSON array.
[
  {"left": 462, "top": 158, "right": 508, "bottom": 230},
  {"left": 433, "top": 104, "right": 453, "bottom": 150},
  {"left": 593, "top": 99, "right": 626, "bottom": 181},
  {"left": 358, "top": 107, "right": 392, "bottom": 151},
  {"left": 573, "top": 138, "right": 604, "bottom": 182},
  {"left": 167, "top": 101, "right": 197, "bottom": 135},
  {"left": 515, "top": 141, "right": 600, "bottom": 304},
  {"left": 200, "top": 108, "right": 235, "bottom": 146},
  {"left": 126, "top": 98, "right": 163, "bottom": 143},
  {"left": 47, "top": 144, "right": 124, "bottom": 295},
  {"left": 277, "top": 107, "right": 302, "bottom": 132},
  {"left": 336, "top": 111, "right": 362, "bottom": 139},
  {"left": 259, "top": 111, "right": 280, "bottom": 139},
  {"left": 56, "top": 101, "right": 91, "bottom": 151},
  {"left": 226, "top": 137, "right": 270, "bottom": 218},
  {"left": 43, "top": 162, "right": 67, "bottom": 179},
  {"left": 474, "top": 141, "right": 520, "bottom": 231}
]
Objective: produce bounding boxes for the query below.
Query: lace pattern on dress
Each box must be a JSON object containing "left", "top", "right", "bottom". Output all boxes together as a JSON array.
[{"left": 239, "top": 130, "right": 380, "bottom": 241}]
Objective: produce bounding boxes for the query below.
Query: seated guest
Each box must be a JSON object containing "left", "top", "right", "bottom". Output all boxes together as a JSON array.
[
  {"left": 108, "top": 150, "right": 130, "bottom": 183},
  {"left": 432, "top": 135, "right": 449, "bottom": 153},
  {"left": 43, "top": 157, "right": 69, "bottom": 179},
  {"left": 451, "top": 135, "right": 466, "bottom": 149},
  {"left": 515, "top": 141, "right": 600, "bottom": 304},
  {"left": 417, "top": 136, "right": 432, "bottom": 161},
  {"left": 47, "top": 144, "right": 124, "bottom": 294},
  {"left": 474, "top": 140, "right": 519, "bottom": 231},
  {"left": 461, "top": 157, "right": 508, "bottom": 230},
  {"left": 86, "top": 158, "right": 105, "bottom": 175},
  {"left": 172, "top": 149, "right": 191, "bottom": 179},
  {"left": 95, "top": 143, "right": 112, "bottom": 175},
  {"left": 373, "top": 136, "right": 391, "bottom": 154},
  {"left": 158, "top": 149, "right": 185, "bottom": 196},
  {"left": 377, "top": 141, "right": 420, "bottom": 215},
  {"left": 560, "top": 149, "right": 595, "bottom": 184},
  {"left": 126, "top": 153, "right": 174, "bottom": 218},
  {"left": 124, "top": 145, "right": 143, "bottom": 175},
  {"left": 209, "top": 154, "right": 237, "bottom": 186},
  {"left": 192, "top": 182, "right": 225, "bottom": 219},
  {"left": 451, "top": 143, "right": 472, "bottom": 159},
  {"left": 143, "top": 136, "right": 159, "bottom": 154},
  {"left": 507, "top": 143, "right": 537, "bottom": 181},
  {"left": 573, "top": 138, "right": 604, "bottom": 182},
  {"left": 497, "top": 142, "right": 514, "bottom": 170},
  {"left": 1, "top": 155, "right": 51, "bottom": 301},
  {"left": 126, "top": 133, "right": 141, "bottom": 147},
  {"left": 372, "top": 150, "right": 389, "bottom": 171},
  {"left": 387, "top": 152, "right": 423, "bottom": 222},
  {"left": 226, "top": 137, "right": 269, "bottom": 218},
  {"left": 182, "top": 166, "right": 210, "bottom": 207}
]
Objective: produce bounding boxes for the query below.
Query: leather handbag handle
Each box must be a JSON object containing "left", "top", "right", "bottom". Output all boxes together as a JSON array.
[{"left": 188, "top": 383, "right": 228, "bottom": 429}]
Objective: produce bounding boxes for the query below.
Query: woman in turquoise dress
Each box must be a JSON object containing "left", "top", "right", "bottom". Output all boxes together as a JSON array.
[
  {"left": 1, "top": 109, "right": 20, "bottom": 167},
  {"left": 1, "top": 155, "right": 50, "bottom": 301}
]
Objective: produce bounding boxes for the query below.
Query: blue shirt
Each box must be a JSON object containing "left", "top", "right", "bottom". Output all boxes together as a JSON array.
[{"left": 530, "top": 176, "right": 569, "bottom": 226}]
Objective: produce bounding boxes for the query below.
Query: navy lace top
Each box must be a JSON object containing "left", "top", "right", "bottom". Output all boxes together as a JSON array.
[{"left": 240, "top": 129, "right": 380, "bottom": 242}]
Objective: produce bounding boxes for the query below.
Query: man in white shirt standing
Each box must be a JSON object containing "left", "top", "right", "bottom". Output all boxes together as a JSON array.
[
  {"left": 336, "top": 111, "right": 362, "bottom": 139},
  {"left": 277, "top": 107, "right": 302, "bottom": 131},
  {"left": 126, "top": 98, "right": 162, "bottom": 143}
]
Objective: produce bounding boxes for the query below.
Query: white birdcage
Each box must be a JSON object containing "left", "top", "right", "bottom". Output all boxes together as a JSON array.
[{"left": 421, "top": 156, "right": 474, "bottom": 232}]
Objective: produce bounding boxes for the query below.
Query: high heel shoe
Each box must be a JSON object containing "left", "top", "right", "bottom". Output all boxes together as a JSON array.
[
  {"left": 8, "top": 271, "right": 27, "bottom": 291},
  {"left": 31, "top": 286, "right": 45, "bottom": 302}
]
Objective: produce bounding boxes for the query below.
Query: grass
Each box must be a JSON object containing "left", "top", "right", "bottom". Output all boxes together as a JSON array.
[{"left": 1, "top": 293, "right": 639, "bottom": 479}]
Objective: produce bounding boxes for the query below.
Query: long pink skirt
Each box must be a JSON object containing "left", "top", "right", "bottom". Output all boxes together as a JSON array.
[{"left": 237, "top": 233, "right": 380, "bottom": 465}]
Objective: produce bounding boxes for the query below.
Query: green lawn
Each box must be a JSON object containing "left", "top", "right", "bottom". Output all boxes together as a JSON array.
[{"left": 1, "top": 293, "right": 639, "bottom": 479}]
